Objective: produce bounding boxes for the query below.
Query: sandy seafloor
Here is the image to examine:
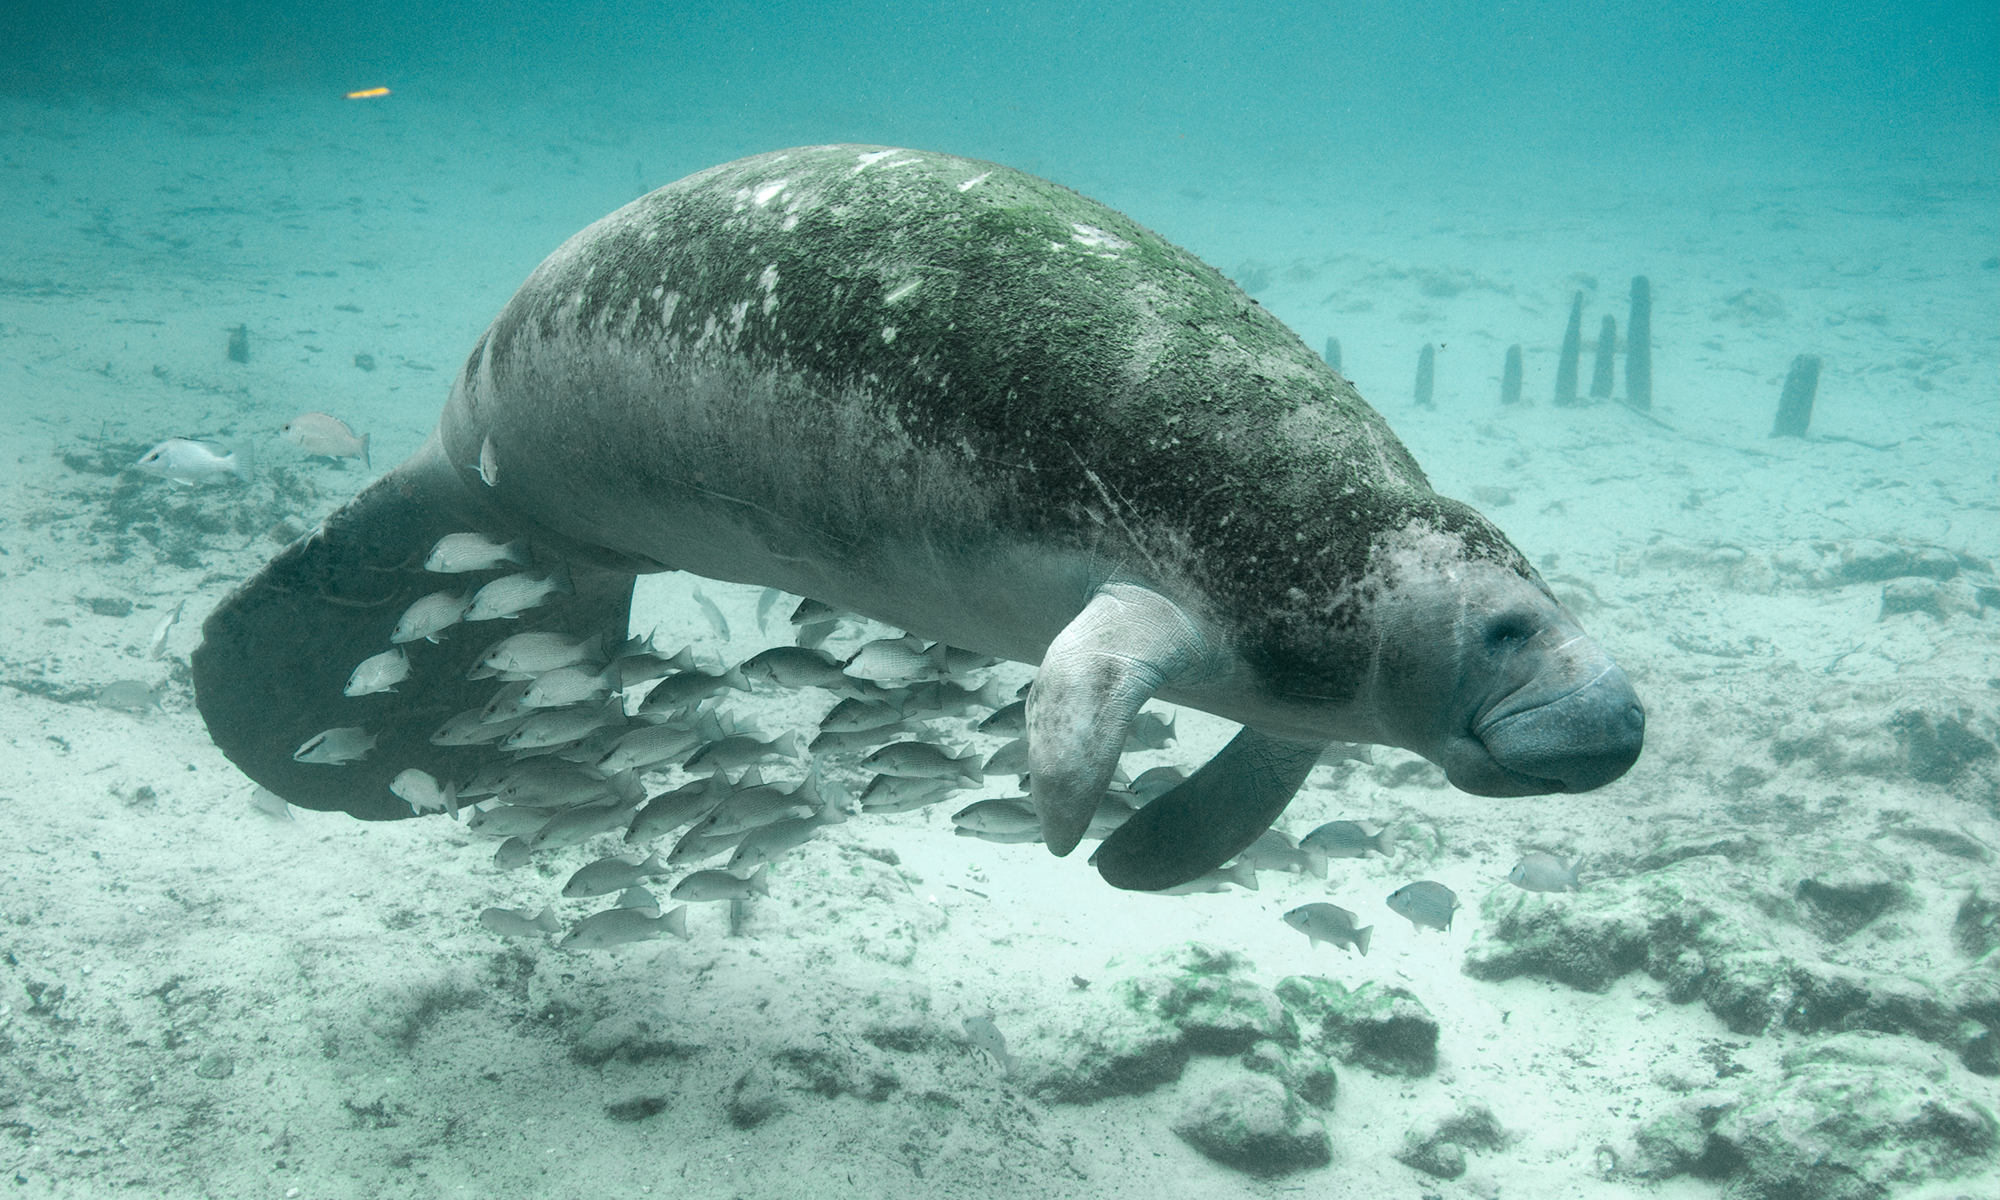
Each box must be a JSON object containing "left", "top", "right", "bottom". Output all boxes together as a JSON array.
[{"left": 0, "top": 84, "right": 1996, "bottom": 1199}]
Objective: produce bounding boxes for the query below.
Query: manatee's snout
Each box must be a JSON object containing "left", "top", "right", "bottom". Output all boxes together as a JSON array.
[{"left": 1474, "top": 662, "right": 1645, "bottom": 793}]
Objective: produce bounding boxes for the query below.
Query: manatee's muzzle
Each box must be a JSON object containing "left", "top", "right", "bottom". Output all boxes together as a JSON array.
[{"left": 1462, "top": 663, "right": 1645, "bottom": 794}]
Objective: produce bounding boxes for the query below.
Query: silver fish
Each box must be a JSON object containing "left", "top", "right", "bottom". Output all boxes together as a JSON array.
[
  {"left": 694, "top": 778, "right": 818, "bottom": 838},
  {"left": 559, "top": 905, "right": 687, "bottom": 950},
  {"left": 789, "top": 597, "right": 845, "bottom": 626},
  {"left": 390, "top": 768, "right": 458, "bottom": 817},
  {"left": 132, "top": 438, "right": 251, "bottom": 486},
  {"left": 464, "top": 804, "right": 563, "bottom": 837},
  {"left": 1387, "top": 881, "right": 1459, "bottom": 932},
  {"left": 939, "top": 646, "right": 1001, "bottom": 683},
  {"left": 738, "top": 646, "right": 852, "bottom": 691},
  {"left": 1084, "top": 794, "right": 1137, "bottom": 840},
  {"left": 249, "top": 786, "right": 292, "bottom": 821},
  {"left": 626, "top": 779, "right": 726, "bottom": 844},
  {"left": 844, "top": 634, "right": 948, "bottom": 683},
  {"left": 1283, "top": 903, "right": 1372, "bottom": 956},
  {"left": 727, "top": 806, "right": 841, "bottom": 872},
  {"left": 819, "top": 696, "right": 909, "bottom": 733},
  {"left": 616, "top": 886, "right": 661, "bottom": 913},
  {"left": 858, "top": 773, "right": 960, "bottom": 813},
  {"left": 1240, "top": 829, "right": 1325, "bottom": 878},
  {"left": 899, "top": 677, "right": 1008, "bottom": 718},
  {"left": 669, "top": 865, "right": 771, "bottom": 903},
  {"left": 430, "top": 707, "right": 520, "bottom": 746},
  {"left": 390, "top": 590, "right": 473, "bottom": 644},
  {"left": 423, "top": 532, "right": 529, "bottom": 573},
  {"left": 497, "top": 762, "right": 629, "bottom": 807},
  {"left": 1123, "top": 709, "right": 1177, "bottom": 750},
  {"left": 492, "top": 836, "right": 535, "bottom": 870},
  {"left": 756, "top": 588, "right": 784, "bottom": 633},
  {"left": 615, "top": 643, "right": 698, "bottom": 689},
  {"left": 635, "top": 663, "right": 750, "bottom": 714},
  {"left": 279, "top": 412, "right": 369, "bottom": 466},
  {"left": 1300, "top": 820, "right": 1397, "bottom": 860},
  {"left": 479, "top": 906, "right": 561, "bottom": 938},
  {"left": 955, "top": 825, "right": 1041, "bottom": 845},
  {"left": 95, "top": 679, "right": 163, "bottom": 712},
  {"left": 977, "top": 700, "right": 1026, "bottom": 737},
  {"left": 521, "top": 663, "right": 617, "bottom": 709},
  {"left": 465, "top": 567, "right": 574, "bottom": 621},
  {"left": 293, "top": 726, "right": 377, "bottom": 764},
  {"left": 594, "top": 722, "right": 707, "bottom": 775},
  {"left": 863, "top": 740, "right": 983, "bottom": 784},
  {"left": 691, "top": 586, "right": 731, "bottom": 640},
  {"left": 525, "top": 795, "right": 644, "bottom": 851},
  {"left": 501, "top": 702, "right": 627, "bottom": 751},
  {"left": 1152, "top": 860, "right": 1260, "bottom": 896},
  {"left": 478, "top": 631, "right": 601, "bottom": 676},
  {"left": 953, "top": 797, "right": 1040, "bottom": 836},
  {"left": 808, "top": 721, "right": 931, "bottom": 758},
  {"left": 962, "top": 1016, "right": 1019, "bottom": 1077},
  {"left": 1510, "top": 853, "right": 1582, "bottom": 893},
  {"left": 1127, "top": 765, "right": 1186, "bottom": 804},
  {"left": 1318, "top": 741, "right": 1376, "bottom": 765},
  {"left": 343, "top": 647, "right": 409, "bottom": 696},
  {"left": 981, "top": 737, "right": 1031, "bottom": 777},
  {"left": 665, "top": 824, "right": 740, "bottom": 868},
  {"left": 562, "top": 851, "right": 672, "bottom": 899},
  {"left": 683, "top": 730, "right": 803, "bottom": 775},
  {"left": 476, "top": 435, "right": 500, "bottom": 487},
  {"left": 146, "top": 599, "right": 186, "bottom": 661}
]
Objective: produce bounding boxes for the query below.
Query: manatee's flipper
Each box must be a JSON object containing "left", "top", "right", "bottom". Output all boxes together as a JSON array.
[
  {"left": 1027, "top": 583, "right": 1210, "bottom": 855},
  {"left": 192, "top": 434, "right": 644, "bottom": 820},
  {"left": 1094, "top": 727, "right": 1326, "bottom": 892}
]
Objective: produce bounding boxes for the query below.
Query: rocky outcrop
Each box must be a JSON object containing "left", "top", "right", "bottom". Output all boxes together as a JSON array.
[{"left": 1633, "top": 1032, "right": 1997, "bottom": 1198}]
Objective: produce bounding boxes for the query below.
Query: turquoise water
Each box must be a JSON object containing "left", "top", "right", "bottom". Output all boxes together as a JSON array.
[{"left": 1, "top": 3, "right": 1995, "bottom": 1197}]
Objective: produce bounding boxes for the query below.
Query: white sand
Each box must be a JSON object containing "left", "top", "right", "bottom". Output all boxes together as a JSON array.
[{"left": 0, "top": 83, "right": 1995, "bottom": 1199}]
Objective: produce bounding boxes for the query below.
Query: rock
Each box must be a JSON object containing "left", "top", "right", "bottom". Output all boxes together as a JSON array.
[
  {"left": 1793, "top": 859, "right": 1913, "bottom": 941},
  {"left": 1032, "top": 944, "right": 1279, "bottom": 1103},
  {"left": 1129, "top": 971, "right": 1295, "bottom": 1055},
  {"left": 1241, "top": 1040, "right": 1337, "bottom": 1108},
  {"left": 1274, "top": 976, "right": 1439, "bottom": 1076},
  {"left": 1466, "top": 848, "right": 1986, "bottom": 1070},
  {"left": 1879, "top": 577, "right": 1942, "bottom": 618},
  {"left": 1171, "top": 1074, "right": 1330, "bottom": 1177},
  {"left": 1632, "top": 1092, "right": 1744, "bottom": 1179},
  {"left": 193, "top": 1052, "right": 233, "bottom": 1080},
  {"left": 605, "top": 1095, "right": 668, "bottom": 1122},
  {"left": 1840, "top": 539, "right": 1910, "bottom": 583},
  {"left": 1399, "top": 1137, "right": 1465, "bottom": 1179},
  {"left": 1396, "top": 1098, "right": 1507, "bottom": 1180},
  {"left": 572, "top": 1015, "right": 693, "bottom": 1066},
  {"left": 1708, "top": 1033, "right": 1998, "bottom": 1199},
  {"left": 726, "top": 1064, "right": 783, "bottom": 1129}
]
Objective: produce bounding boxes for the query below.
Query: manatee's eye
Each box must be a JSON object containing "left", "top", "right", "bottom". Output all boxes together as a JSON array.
[{"left": 1485, "top": 612, "right": 1536, "bottom": 649}]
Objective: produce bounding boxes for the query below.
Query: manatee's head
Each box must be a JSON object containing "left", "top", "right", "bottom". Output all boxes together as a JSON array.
[{"left": 1266, "top": 509, "right": 1644, "bottom": 796}]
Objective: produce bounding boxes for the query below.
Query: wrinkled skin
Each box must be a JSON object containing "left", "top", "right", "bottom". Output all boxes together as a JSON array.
[{"left": 192, "top": 145, "right": 1642, "bottom": 889}]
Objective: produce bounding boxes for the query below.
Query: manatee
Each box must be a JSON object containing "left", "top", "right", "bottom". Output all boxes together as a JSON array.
[{"left": 191, "top": 145, "right": 1644, "bottom": 892}]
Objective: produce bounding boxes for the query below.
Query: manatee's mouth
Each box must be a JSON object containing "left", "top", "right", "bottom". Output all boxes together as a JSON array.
[{"left": 1443, "top": 664, "right": 1646, "bottom": 796}]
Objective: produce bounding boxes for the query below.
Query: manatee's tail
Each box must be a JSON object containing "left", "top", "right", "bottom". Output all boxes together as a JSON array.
[
  {"left": 1092, "top": 726, "right": 1325, "bottom": 892},
  {"left": 192, "top": 434, "right": 638, "bottom": 820}
]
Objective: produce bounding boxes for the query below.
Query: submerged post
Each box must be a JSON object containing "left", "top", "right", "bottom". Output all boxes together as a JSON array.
[
  {"left": 1626, "top": 276, "right": 1652, "bottom": 410},
  {"left": 1590, "top": 315, "right": 1616, "bottom": 399},
  {"left": 1415, "top": 343, "right": 1436, "bottom": 408},
  {"left": 1501, "top": 344, "right": 1523, "bottom": 406},
  {"left": 1323, "top": 336, "right": 1342, "bottom": 372},
  {"left": 1554, "top": 292, "right": 1582, "bottom": 407},
  {"left": 1769, "top": 354, "right": 1822, "bottom": 438}
]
